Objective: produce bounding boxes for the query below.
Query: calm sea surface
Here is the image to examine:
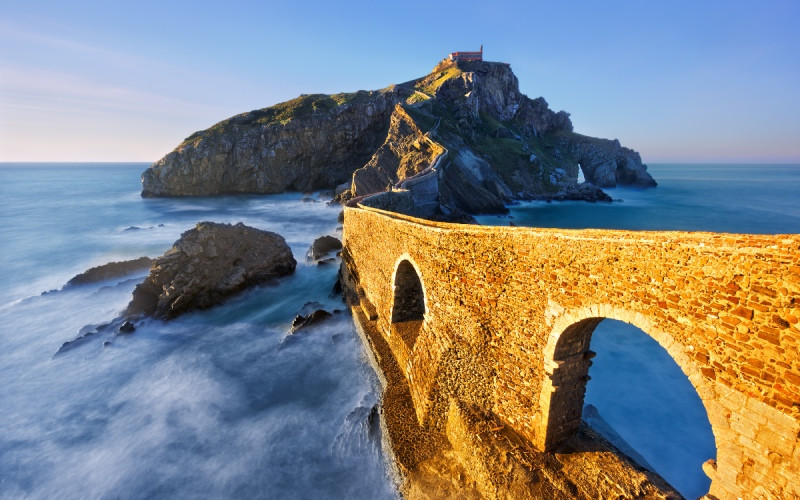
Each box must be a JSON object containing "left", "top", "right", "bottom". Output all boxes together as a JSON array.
[{"left": 0, "top": 163, "right": 797, "bottom": 499}]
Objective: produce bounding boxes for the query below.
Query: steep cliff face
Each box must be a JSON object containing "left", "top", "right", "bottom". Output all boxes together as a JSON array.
[
  {"left": 350, "top": 104, "right": 444, "bottom": 197},
  {"left": 142, "top": 59, "right": 655, "bottom": 214},
  {"left": 142, "top": 90, "right": 404, "bottom": 196}
]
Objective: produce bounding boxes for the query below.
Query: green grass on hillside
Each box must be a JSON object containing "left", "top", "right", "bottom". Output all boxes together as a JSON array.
[
  {"left": 180, "top": 91, "right": 380, "bottom": 147},
  {"left": 548, "top": 130, "right": 614, "bottom": 146},
  {"left": 415, "top": 64, "right": 463, "bottom": 96}
]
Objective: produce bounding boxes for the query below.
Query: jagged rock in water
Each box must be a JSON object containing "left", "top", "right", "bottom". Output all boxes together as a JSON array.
[
  {"left": 56, "top": 319, "right": 125, "bottom": 355},
  {"left": 65, "top": 256, "right": 153, "bottom": 287},
  {"left": 125, "top": 222, "right": 296, "bottom": 319},
  {"left": 118, "top": 320, "right": 136, "bottom": 333},
  {"left": 537, "top": 183, "right": 613, "bottom": 203},
  {"left": 307, "top": 235, "right": 342, "bottom": 260},
  {"left": 142, "top": 58, "right": 656, "bottom": 216},
  {"left": 290, "top": 309, "right": 333, "bottom": 333}
]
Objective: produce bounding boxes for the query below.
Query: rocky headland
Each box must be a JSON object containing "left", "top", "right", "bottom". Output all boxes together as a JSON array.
[
  {"left": 125, "top": 222, "right": 296, "bottom": 319},
  {"left": 141, "top": 59, "right": 655, "bottom": 217}
]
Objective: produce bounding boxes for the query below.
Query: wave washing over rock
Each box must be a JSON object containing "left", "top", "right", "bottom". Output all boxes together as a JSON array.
[{"left": 141, "top": 59, "right": 656, "bottom": 218}]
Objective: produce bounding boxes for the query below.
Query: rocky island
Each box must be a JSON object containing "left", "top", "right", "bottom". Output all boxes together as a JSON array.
[{"left": 141, "top": 58, "right": 655, "bottom": 218}]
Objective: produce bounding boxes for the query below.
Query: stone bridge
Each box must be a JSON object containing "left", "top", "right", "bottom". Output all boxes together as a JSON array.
[{"left": 342, "top": 205, "right": 800, "bottom": 499}]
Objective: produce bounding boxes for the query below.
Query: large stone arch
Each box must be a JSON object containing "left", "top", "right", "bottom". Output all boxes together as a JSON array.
[
  {"left": 536, "top": 305, "right": 721, "bottom": 486},
  {"left": 390, "top": 255, "right": 427, "bottom": 354}
]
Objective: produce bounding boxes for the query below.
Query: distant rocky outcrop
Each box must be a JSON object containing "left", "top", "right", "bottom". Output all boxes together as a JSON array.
[
  {"left": 142, "top": 58, "right": 656, "bottom": 215},
  {"left": 553, "top": 134, "right": 657, "bottom": 188},
  {"left": 65, "top": 257, "right": 153, "bottom": 287},
  {"left": 125, "top": 222, "right": 296, "bottom": 319},
  {"left": 534, "top": 183, "right": 613, "bottom": 203}
]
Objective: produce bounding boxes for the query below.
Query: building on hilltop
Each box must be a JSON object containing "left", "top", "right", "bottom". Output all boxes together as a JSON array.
[{"left": 448, "top": 45, "right": 483, "bottom": 62}]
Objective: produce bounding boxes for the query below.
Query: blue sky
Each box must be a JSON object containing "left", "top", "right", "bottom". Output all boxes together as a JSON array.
[{"left": 1, "top": 0, "right": 798, "bottom": 163}]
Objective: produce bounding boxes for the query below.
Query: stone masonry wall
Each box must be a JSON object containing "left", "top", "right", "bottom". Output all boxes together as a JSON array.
[{"left": 342, "top": 205, "right": 800, "bottom": 500}]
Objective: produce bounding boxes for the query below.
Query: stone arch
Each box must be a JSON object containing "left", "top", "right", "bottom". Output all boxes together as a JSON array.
[
  {"left": 390, "top": 255, "right": 427, "bottom": 351},
  {"left": 536, "top": 305, "right": 720, "bottom": 480}
]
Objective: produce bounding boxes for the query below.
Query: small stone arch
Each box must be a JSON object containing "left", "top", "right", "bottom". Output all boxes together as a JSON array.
[
  {"left": 390, "top": 256, "right": 426, "bottom": 351},
  {"left": 536, "top": 305, "right": 720, "bottom": 482}
]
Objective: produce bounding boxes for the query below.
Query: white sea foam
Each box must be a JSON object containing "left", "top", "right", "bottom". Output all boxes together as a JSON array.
[{"left": 0, "top": 165, "right": 394, "bottom": 499}]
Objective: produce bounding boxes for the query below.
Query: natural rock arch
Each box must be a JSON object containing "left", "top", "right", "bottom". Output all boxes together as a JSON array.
[
  {"left": 537, "top": 306, "right": 719, "bottom": 483},
  {"left": 390, "top": 257, "right": 426, "bottom": 351}
]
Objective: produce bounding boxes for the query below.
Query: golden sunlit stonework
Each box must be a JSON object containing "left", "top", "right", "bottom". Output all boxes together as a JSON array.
[{"left": 341, "top": 204, "right": 800, "bottom": 499}]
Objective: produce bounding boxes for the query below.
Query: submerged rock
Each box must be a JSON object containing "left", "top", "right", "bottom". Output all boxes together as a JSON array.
[
  {"left": 56, "top": 319, "right": 125, "bottom": 355},
  {"left": 287, "top": 301, "right": 341, "bottom": 334},
  {"left": 65, "top": 256, "right": 153, "bottom": 287},
  {"left": 125, "top": 222, "right": 296, "bottom": 319}
]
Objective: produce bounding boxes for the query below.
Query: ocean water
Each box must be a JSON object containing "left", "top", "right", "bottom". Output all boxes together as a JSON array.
[
  {"left": 479, "top": 163, "right": 800, "bottom": 499},
  {"left": 478, "top": 163, "right": 800, "bottom": 234},
  {"left": 1, "top": 163, "right": 797, "bottom": 499},
  {"left": 0, "top": 163, "right": 396, "bottom": 499}
]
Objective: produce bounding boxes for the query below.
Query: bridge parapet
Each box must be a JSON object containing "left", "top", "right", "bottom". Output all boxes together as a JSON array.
[{"left": 342, "top": 205, "right": 800, "bottom": 499}]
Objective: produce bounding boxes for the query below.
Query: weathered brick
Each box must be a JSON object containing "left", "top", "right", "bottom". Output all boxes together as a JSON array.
[
  {"left": 752, "top": 285, "right": 778, "bottom": 298},
  {"left": 783, "top": 370, "right": 800, "bottom": 386},
  {"left": 732, "top": 305, "right": 755, "bottom": 320},
  {"left": 758, "top": 331, "right": 781, "bottom": 346}
]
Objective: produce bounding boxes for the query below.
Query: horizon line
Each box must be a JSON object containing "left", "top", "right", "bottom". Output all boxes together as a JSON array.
[{"left": 2, "top": 160, "right": 800, "bottom": 166}]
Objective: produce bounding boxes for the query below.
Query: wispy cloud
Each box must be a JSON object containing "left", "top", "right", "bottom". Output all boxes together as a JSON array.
[
  {"left": 0, "top": 65, "right": 219, "bottom": 118},
  {"left": 0, "top": 17, "right": 274, "bottom": 160}
]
